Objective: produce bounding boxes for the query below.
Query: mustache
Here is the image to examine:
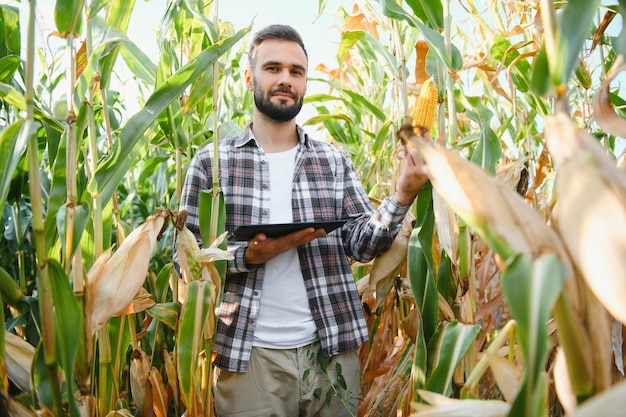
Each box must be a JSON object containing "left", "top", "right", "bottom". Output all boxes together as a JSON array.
[{"left": 270, "top": 86, "right": 296, "bottom": 98}]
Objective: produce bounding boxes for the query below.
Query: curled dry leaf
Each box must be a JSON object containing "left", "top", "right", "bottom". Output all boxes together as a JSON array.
[
  {"left": 396, "top": 125, "right": 578, "bottom": 305},
  {"left": 592, "top": 54, "right": 626, "bottom": 139},
  {"left": 4, "top": 332, "right": 35, "bottom": 393},
  {"left": 567, "top": 380, "right": 626, "bottom": 417},
  {"left": 485, "top": 351, "right": 521, "bottom": 403},
  {"left": 545, "top": 113, "right": 626, "bottom": 325},
  {"left": 411, "top": 389, "right": 510, "bottom": 417},
  {"left": 554, "top": 347, "right": 577, "bottom": 415},
  {"left": 369, "top": 212, "right": 415, "bottom": 308},
  {"left": 130, "top": 348, "right": 151, "bottom": 415},
  {"left": 86, "top": 211, "right": 169, "bottom": 336}
]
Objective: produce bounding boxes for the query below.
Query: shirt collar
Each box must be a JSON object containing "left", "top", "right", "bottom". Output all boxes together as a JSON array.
[{"left": 233, "top": 123, "right": 312, "bottom": 150}]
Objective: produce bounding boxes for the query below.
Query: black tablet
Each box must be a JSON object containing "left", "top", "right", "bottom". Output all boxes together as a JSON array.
[{"left": 229, "top": 220, "right": 346, "bottom": 241}]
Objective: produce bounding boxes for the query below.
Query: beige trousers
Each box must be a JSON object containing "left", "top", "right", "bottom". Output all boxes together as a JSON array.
[{"left": 214, "top": 342, "right": 361, "bottom": 417}]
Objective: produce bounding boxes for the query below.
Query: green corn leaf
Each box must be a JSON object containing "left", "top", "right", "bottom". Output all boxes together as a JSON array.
[
  {"left": 91, "top": 27, "right": 249, "bottom": 207},
  {"left": 378, "top": 0, "right": 462, "bottom": 72},
  {"left": 47, "top": 259, "right": 82, "bottom": 417},
  {"left": 147, "top": 302, "right": 181, "bottom": 330},
  {"left": 199, "top": 189, "right": 227, "bottom": 284},
  {"left": 0, "top": 297, "right": 4, "bottom": 393},
  {"left": 177, "top": 280, "right": 212, "bottom": 413},
  {"left": 502, "top": 254, "right": 567, "bottom": 417},
  {"left": 0, "top": 82, "right": 64, "bottom": 132},
  {"left": 0, "top": 120, "right": 34, "bottom": 210},
  {"left": 0, "top": 55, "right": 20, "bottom": 82},
  {"left": 342, "top": 89, "right": 387, "bottom": 122},
  {"left": 0, "top": 5, "right": 20, "bottom": 57},
  {"left": 54, "top": 0, "right": 85, "bottom": 37},
  {"left": 338, "top": 31, "right": 365, "bottom": 63},
  {"left": 406, "top": 0, "right": 444, "bottom": 30},
  {"left": 408, "top": 183, "right": 438, "bottom": 342},
  {"left": 532, "top": 0, "right": 601, "bottom": 93},
  {"left": 98, "top": 0, "right": 136, "bottom": 87},
  {"left": 557, "top": 0, "right": 601, "bottom": 88},
  {"left": 0, "top": 266, "right": 22, "bottom": 306},
  {"left": 412, "top": 309, "right": 428, "bottom": 395},
  {"left": 425, "top": 321, "right": 480, "bottom": 396}
]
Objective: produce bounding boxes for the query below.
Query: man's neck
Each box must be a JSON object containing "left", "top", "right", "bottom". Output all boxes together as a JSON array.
[{"left": 250, "top": 112, "right": 299, "bottom": 153}]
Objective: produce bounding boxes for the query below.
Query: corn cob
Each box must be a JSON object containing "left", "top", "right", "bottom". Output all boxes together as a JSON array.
[{"left": 412, "top": 77, "right": 438, "bottom": 133}]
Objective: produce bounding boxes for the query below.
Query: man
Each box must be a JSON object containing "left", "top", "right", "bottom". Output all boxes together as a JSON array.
[{"left": 179, "top": 24, "right": 428, "bottom": 416}]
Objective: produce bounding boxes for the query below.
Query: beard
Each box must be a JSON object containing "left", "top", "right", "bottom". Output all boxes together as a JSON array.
[{"left": 253, "top": 85, "right": 303, "bottom": 122}]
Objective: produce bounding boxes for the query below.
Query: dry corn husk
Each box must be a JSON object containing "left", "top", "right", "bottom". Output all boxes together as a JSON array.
[
  {"left": 554, "top": 347, "right": 577, "bottom": 415},
  {"left": 592, "top": 54, "right": 626, "bottom": 139},
  {"left": 176, "top": 226, "right": 232, "bottom": 304},
  {"left": 410, "top": 389, "right": 510, "bottom": 417},
  {"left": 567, "top": 380, "right": 626, "bottom": 417},
  {"left": 368, "top": 212, "right": 415, "bottom": 307},
  {"left": 86, "top": 210, "right": 169, "bottom": 337},
  {"left": 396, "top": 126, "right": 574, "bottom": 277},
  {"left": 129, "top": 347, "right": 151, "bottom": 414},
  {"left": 4, "top": 331, "right": 35, "bottom": 393},
  {"left": 545, "top": 113, "right": 626, "bottom": 325},
  {"left": 1, "top": 394, "right": 38, "bottom": 416}
]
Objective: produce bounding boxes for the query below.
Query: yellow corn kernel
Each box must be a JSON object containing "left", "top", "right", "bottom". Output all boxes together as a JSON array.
[{"left": 412, "top": 78, "right": 438, "bottom": 133}]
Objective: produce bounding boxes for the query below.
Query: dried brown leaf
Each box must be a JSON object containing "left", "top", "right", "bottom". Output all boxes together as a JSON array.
[
  {"left": 4, "top": 332, "right": 35, "bottom": 393},
  {"left": 545, "top": 113, "right": 626, "bottom": 324},
  {"left": 592, "top": 55, "right": 626, "bottom": 139}
]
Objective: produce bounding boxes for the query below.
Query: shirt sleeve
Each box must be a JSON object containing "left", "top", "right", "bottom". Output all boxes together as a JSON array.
[{"left": 340, "top": 155, "right": 413, "bottom": 263}]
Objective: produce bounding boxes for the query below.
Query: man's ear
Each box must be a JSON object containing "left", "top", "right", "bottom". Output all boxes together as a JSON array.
[{"left": 244, "top": 65, "right": 253, "bottom": 91}]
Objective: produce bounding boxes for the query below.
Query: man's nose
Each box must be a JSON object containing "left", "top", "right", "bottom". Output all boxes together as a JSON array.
[{"left": 277, "top": 69, "right": 292, "bottom": 87}]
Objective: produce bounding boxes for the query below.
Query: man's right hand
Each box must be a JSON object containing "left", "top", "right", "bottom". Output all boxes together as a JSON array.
[{"left": 244, "top": 227, "right": 326, "bottom": 265}]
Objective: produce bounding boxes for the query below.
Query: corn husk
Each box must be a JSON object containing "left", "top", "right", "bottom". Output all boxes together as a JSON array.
[
  {"left": 592, "top": 54, "right": 626, "bottom": 139},
  {"left": 396, "top": 125, "right": 575, "bottom": 281},
  {"left": 368, "top": 212, "right": 415, "bottom": 307},
  {"left": 1, "top": 394, "right": 38, "bottom": 416},
  {"left": 485, "top": 351, "right": 521, "bottom": 402},
  {"left": 567, "top": 380, "right": 626, "bottom": 417},
  {"left": 554, "top": 347, "right": 577, "bottom": 415},
  {"left": 149, "top": 367, "right": 168, "bottom": 417},
  {"left": 86, "top": 210, "right": 169, "bottom": 337},
  {"left": 4, "top": 332, "right": 35, "bottom": 393},
  {"left": 129, "top": 347, "right": 151, "bottom": 414},
  {"left": 176, "top": 227, "right": 232, "bottom": 305},
  {"left": 545, "top": 113, "right": 626, "bottom": 325},
  {"left": 410, "top": 389, "right": 510, "bottom": 417}
]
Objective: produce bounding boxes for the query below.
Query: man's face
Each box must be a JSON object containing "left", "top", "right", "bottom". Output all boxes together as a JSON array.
[{"left": 247, "top": 39, "right": 308, "bottom": 122}]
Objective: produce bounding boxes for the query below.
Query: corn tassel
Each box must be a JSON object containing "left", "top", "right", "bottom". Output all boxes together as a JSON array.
[{"left": 412, "top": 78, "right": 438, "bottom": 134}]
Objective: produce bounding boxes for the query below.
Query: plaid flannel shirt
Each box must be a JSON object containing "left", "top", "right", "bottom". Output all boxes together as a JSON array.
[{"left": 179, "top": 125, "right": 411, "bottom": 372}]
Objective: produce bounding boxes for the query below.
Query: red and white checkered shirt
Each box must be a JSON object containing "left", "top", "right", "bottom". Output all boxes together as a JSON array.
[{"left": 179, "top": 125, "right": 411, "bottom": 372}]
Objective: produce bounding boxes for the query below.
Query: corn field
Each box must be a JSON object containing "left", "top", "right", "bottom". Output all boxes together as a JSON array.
[{"left": 1, "top": 0, "right": 625, "bottom": 416}]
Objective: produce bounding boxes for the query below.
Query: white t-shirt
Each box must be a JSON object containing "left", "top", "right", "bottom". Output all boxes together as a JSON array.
[{"left": 252, "top": 145, "right": 317, "bottom": 348}]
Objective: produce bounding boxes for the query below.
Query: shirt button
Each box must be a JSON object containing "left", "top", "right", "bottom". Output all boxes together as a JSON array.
[
  {"left": 253, "top": 291, "right": 259, "bottom": 296},
  {"left": 262, "top": 210, "right": 269, "bottom": 215},
  {"left": 261, "top": 160, "right": 266, "bottom": 164},
  {"left": 262, "top": 183, "right": 268, "bottom": 189}
]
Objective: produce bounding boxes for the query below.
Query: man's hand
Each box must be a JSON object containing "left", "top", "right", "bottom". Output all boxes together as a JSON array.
[
  {"left": 244, "top": 227, "right": 326, "bottom": 265},
  {"left": 393, "top": 142, "right": 429, "bottom": 206}
]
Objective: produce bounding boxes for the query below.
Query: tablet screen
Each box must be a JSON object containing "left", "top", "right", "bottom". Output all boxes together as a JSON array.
[{"left": 229, "top": 220, "right": 346, "bottom": 241}]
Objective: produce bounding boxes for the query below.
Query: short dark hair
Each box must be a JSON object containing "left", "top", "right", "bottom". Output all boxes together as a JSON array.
[{"left": 248, "top": 24, "right": 308, "bottom": 67}]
